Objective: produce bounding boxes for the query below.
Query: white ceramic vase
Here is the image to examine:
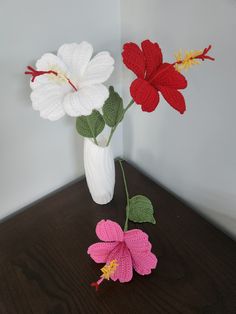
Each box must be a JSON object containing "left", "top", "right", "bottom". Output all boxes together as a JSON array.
[{"left": 84, "top": 138, "right": 115, "bottom": 205}]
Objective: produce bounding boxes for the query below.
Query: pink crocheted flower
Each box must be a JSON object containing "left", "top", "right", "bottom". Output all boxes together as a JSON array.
[{"left": 87, "top": 219, "right": 158, "bottom": 283}]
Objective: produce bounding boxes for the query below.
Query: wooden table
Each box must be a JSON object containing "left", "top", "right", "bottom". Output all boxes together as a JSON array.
[{"left": 0, "top": 162, "right": 235, "bottom": 314}]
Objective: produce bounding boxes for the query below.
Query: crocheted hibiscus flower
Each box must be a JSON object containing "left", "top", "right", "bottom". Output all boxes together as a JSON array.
[
  {"left": 25, "top": 42, "right": 114, "bottom": 120},
  {"left": 122, "top": 39, "right": 188, "bottom": 114},
  {"left": 87, "top": 219, "right": 157, "bottom": 287}
]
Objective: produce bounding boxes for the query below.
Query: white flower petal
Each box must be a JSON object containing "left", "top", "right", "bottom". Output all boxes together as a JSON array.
[
  {"left": 30, "top": 53, "right": 69, "bottom": 90},
  {"left": 57, "top": 42, "right": 93, "bottom": 82},
  {"left": 30, "top": 83, "right": 69, "bottom": 121},
  {"left": 80, "top": 51, "right": 114, "bottom": 87},
  {"left": 36, "top": 53, "right": 68, "bottom": 72},
  {"left": 27, "top": 42, "right": 113, "bottom": 121},
  {"left": 63, "top": 84, "right": 108, "bottom": 117}
]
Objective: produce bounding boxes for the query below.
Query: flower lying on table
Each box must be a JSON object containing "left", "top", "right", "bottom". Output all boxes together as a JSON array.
[{"left": 88, "top": 219, "right": 157, "bottom": 289}]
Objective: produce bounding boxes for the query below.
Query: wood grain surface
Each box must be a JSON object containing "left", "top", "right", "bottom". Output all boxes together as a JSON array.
[{"left": 0, "top": 161, "right": 235, "bottom": 314}]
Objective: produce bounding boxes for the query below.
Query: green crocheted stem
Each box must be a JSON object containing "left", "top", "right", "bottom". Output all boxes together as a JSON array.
[
  {"left": 106, "top": 126, "right": 116, "bottom": 147},
  {"left": 124, "top": 98, "right": 135, "bottom": 114},
  {"left": 119, "top": 159, "right": 130, "bottom": 231},
  {"left": 106, "top": 99, "right": 134, "bottom": 146}
]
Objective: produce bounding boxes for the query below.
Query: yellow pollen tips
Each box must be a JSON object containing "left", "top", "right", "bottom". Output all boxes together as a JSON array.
[
  {"left": 174, "top": 49, "right": 203, "bottom": 72},
  {"left": 101, "top": 260, "right": 119, "bottom": 280},
  {"left": 48, "top": 65, "right": 68, "bottom": 84}
]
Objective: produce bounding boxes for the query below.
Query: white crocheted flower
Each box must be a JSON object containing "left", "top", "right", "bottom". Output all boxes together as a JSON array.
[{"left": 28, "top": 42, "right": 114, "bottom": 120}]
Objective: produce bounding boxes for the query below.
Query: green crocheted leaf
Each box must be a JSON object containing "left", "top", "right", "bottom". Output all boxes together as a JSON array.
[
  {"left": 128, "top": 195, "right": 156, "bottom": 224},
  {"left": 76, "top": 110, "right": 105, "bottom": 138},
  {"left": 102, "top": 86, "right": 124, "bottom": 127}
]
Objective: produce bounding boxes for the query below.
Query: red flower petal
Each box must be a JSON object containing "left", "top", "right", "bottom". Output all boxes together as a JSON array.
[
  {"left": 122, "top": 43, "right": 145, "bottom": 79},
  {"left": 130, "top": 78, "right": 159, "bottom": 112},
  {"left": 151, "top": 63, "right": 187, "bottom": 90},
  {"left": 141, "top": 40, "right": 163, "bottom": 79},
  {"left": 159, "top": 86, "right": 186, "bottom": 114}
]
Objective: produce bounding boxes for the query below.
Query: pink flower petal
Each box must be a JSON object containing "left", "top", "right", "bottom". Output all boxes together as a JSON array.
[
  {"left": 96, "top": 220, "right": 124, "bottom": 242},
  {"left": 87, "top": 242, "right": 118, "bottom": 263},
  {"left": 132, "top": 252, "right": 158, "bottom": 276},
  {"left": 108, "top": 243, "right": 133, "bottom": 283},
  {"left": 124, "top": 229, "right": 152, "bottom": 254}
]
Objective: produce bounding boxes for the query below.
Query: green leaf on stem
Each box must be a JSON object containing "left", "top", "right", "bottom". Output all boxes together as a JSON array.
[
  {"left": 128, "top": 195, "right": 156, "bottom": 224},
  {"left": 76, "top": 110, "right": 105, "bottom": 138},
  {"left": 102, "top": 86, "right": 124, "bottom": 127}
]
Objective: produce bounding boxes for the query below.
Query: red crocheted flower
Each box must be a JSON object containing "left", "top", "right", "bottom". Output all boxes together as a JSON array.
[{"left": 122, "top": 39, "right": 188, "bottom": 114}]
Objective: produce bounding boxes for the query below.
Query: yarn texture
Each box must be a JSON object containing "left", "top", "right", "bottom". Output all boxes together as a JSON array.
[
  {"left": 88, "top": 219, "right": 158, "bottom": 283},
  {"left": 122, "top": 39, "right": 187, "bottom": 114},
  {"left": 26, "top": 42, "right": 114, "bottom": 120}
]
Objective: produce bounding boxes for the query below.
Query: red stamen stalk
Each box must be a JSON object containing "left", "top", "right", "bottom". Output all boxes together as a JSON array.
[
  {"left": 24, "top": 66, "right": 78, "bottom": 92},
  {"left": 90, "top": 277, "right": 104, "bottom": 292},
  {"left": 91, "top": 282, "right": 99, "bottom": 291},
  {"left": 67, "top": 79, "right": 78, "bottom": 92},
  {"left": 194, "top": 45, "right": 215, "bottom": 61},
  {"left": 149, "top": 44, "right": 214, "bottom": 83},
  {"left": 25, "top": 66, "right": 58, "bottom": 82}
]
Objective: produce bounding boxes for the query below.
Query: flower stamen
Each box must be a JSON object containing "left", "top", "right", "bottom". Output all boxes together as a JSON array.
[
  {"left": 91, "top": 260, "right": 119, "bottom": 291},
  {"left": 25, "top": 66, "right": 57, "bottom": 82},
  {"left": 174, "top": 45, "right": 215, "bottom": 72},
  {"left": 25, "top": 66, "right": 78, "bottom": 92},
  {"left": 148, "top": 44, "right": 214, "bottom": 83},
  {"left": 67, "top": 79, "right": 78, "bottom": 92}
]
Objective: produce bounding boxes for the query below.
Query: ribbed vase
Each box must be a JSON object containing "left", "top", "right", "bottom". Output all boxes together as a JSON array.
[{"left": 84, "top": 138, "right": 115, "bottom": 205}]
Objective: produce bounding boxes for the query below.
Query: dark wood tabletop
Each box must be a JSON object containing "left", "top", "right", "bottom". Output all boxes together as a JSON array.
[{"left": 0, "top": 161, "right": 235, "bottom": 314}]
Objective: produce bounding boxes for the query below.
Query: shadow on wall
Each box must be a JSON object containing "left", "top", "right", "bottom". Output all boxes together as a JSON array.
[
  {"left": 124, "top": 111, "right": 236, "bottom": 239},
  {"left": 188, "top": 187, "right": 236, "bottom": 239},
  {"left": 71, "top": 119, "right": 84, "bottom": 174}
]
